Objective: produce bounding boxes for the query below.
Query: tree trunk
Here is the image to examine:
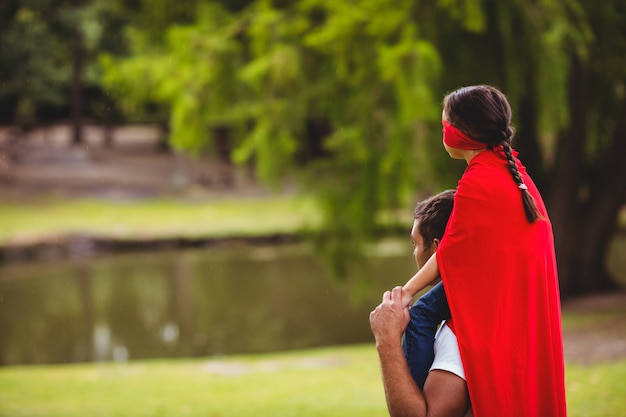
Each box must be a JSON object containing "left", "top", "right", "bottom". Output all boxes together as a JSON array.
[
  {"left": 515, "top": 69, "right": 545, "bottom": 189},
  {"left": 71, "top": 0, "right": 84, "bottom": 146},
  {"left": 547, "top": 58, "right": 625, "bottom": 296},
  {"left": 577, "top": 103, "right": 626, "bottom": 292},
  {"left": 547, "top": 58, "right": 588, "bottom": 296}
]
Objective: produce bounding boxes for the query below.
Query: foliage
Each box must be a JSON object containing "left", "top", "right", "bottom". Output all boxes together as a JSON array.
[
  {"left": 543, "top": 0, "right": 626, "bottom": 293},
  {"left": 0, "top": 0, "right": 197, "bottom": 126},
  {"left": 0, "top": 0, "right": 72, "bottom": 126},
  {"left": 100, "top": 0, "right": 601, "bottom": 277},
  {"left": 100, "top": 0, "right": 448, "bottom": 273},
  {"left": 3, "top": 0, "right": 624, "bottom": 290},
  {"left": 3, "top": 2, "right": 108, "bottom": 127}
]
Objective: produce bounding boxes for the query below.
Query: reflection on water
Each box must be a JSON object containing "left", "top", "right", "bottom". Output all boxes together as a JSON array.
[{"left": 0, "top": 242, "right": 414, "bottom": 365}]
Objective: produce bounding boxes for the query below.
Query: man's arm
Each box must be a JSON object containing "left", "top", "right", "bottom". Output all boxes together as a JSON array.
[
  {"left": 371, "top": 287, "right": 427, "bottom": 417},
  {"left": 370, "top": 287, "right": 471, "bottom": 417}
]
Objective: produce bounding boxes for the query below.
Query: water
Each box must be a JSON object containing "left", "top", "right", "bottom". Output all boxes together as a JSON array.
[
  {"left": 0, "top": 241, "right": 415, "bottom": 365},
  {"left": 3, "top": 232, "right": 623, "bottom": 366}
]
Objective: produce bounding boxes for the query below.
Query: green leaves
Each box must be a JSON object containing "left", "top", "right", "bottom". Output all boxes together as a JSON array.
[
  {"left": 101, "top": 3, "right": 244, "bottom": 149},
  {"left": 96, "top": 0, "right": 614, "bottom": 278},
  {"left": 437, "top": 0, "right": 486, "bottom": 32},
  {"left": 0, "top": 2, "right": 70, "bottom": 120},
  {"left": 532, "top": 0, "right": 593, "bottom": 134},
  {"left": 98, "top": 1, "right": 447, "bottom": 273}
]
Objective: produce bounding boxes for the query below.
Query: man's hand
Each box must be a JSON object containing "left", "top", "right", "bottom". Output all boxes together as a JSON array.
[{"left": 370, "top": 286, "right": 410, "bottom": 345}]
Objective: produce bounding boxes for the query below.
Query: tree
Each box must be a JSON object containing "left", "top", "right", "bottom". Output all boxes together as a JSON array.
[
  {"left": 0, "top": 0, "right": 184, "bottom": 137},
  {"left": 0, "top": 0, "right": 124, "bottom": 138},
  {"left": 428, "top": 0, "right": 625, "bottom": 294},
  {"left": 101, "top": 0, "right": 449, "bottom": 273},
  {"left": 0, "top": 0, "right": 71, "bottom": 128},
  {"left": 543, "top": 0, "right": 626, "bottom": 294},
  {"left": 100, "top": 0, "right": 625, "bottom": 295}
]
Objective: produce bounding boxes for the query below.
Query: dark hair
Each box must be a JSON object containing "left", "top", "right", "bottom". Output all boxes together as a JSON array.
[
  {"left": 443, "top": 85, "right": 541, "bottom": 222},
  {"left": 414, "top": 189, "right": 456, "bottom": 247}
]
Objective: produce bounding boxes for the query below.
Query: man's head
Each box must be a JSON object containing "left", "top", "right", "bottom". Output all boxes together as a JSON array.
[{"left": 411, "top": 190, "right": 455, "bottom": 269}]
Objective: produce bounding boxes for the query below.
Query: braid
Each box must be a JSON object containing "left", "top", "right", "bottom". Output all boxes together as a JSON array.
[
  {"left": 444, "top": 85, "right": 543, "bottom": 222},
  {"left": 501, "top": 141, "right": 541, "bottom": 222}
]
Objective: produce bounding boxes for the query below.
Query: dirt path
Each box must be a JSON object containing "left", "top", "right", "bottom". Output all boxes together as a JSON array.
[{"left": 561, "top": 292, "right": 626, "bottom": 365}]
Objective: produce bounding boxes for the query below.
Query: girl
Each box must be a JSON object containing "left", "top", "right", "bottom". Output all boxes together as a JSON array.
[{"left": 401, "top": 85, "right": 566, "bottom": 417}]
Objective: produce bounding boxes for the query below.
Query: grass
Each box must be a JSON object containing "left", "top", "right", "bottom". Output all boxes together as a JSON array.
[
  {"left": 0, "top": 343, "right": 624, "bottom": 417},
  {"left": 0, "top": 195, "right": 320, "bottom": 244},
  {"left": 567, "top": 361, "right": 626, "bottom": 417},
  {"left": 562, "top": 308, "right": 626, "bottom": 330},
  {"left": 1, "top": 199, "right": 624, "bottom": 416},
  {"left": 0, "top": 345, "right": 387, "bottom": 417}
]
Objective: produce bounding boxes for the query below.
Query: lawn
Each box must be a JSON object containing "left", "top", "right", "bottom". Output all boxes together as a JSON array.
[
  {"left": 0, "top": 343, "right": 625, "bottom": 417},
  {"left": 0, "top": 345, "right": 386, "bottom": 417},
  {"left": 1, "top": 199, "right": 625, "bottom": 416},
  {"left": 0, "top": 196, "right": 321, "bottom": 244}
]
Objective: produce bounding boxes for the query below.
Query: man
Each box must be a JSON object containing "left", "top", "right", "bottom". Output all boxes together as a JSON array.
[{"left": 370, "top": 190, "right": 473, "bottom": 417}]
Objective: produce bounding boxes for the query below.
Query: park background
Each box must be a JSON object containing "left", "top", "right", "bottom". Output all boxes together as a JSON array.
[{"left": 0, "top": 0, "right": 625, "bottom": 416}]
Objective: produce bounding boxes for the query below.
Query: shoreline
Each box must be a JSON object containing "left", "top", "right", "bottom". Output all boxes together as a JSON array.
[{"left": 0, "top": 232, "right": 305, "bottom": 265}]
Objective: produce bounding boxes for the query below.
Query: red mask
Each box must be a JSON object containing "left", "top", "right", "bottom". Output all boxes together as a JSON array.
[{"left": 442, "top": 120, "right": 485, "bottom": 150}]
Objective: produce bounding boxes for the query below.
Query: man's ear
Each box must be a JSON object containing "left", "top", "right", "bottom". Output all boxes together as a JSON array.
[{"left": 433, "top": 238, "right": 440, "bottom": 249}]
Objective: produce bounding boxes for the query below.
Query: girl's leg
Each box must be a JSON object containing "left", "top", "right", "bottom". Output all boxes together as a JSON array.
[{"left": 402, "top": 281, "right": 450, "bottom": 390}]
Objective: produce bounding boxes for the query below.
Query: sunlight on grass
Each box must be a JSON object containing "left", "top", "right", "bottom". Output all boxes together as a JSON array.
[
  {"left": 566, "top": 361, "right": 626, "bottom": 417},
  {"left": 0, "top": 196, "right": 321, "bottom": 243},
  {"left": 0, "top": 345, "right": 387, "bottom": 417},
  {"left": 562, "top": 309, "right": 626, "bottom": 331},
  {"left": 1, "top": 344, "right": 625, "bottom": 417},
  {"left": 1, "top": 199, "right": 625, "bottom": 417}
]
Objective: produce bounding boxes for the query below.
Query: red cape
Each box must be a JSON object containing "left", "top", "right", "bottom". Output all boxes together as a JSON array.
[{"left": 437, "top": 149, "right": 566, "bottom": 417}]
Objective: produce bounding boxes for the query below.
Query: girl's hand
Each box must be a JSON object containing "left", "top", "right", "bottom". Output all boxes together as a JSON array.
[{"left": 400, "top": 287, "right": 415, "bottom": 309}]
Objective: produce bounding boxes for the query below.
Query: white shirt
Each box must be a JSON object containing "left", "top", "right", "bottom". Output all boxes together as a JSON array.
[{"left": 430, "top": 321, "right": 466, "bottom": 380}]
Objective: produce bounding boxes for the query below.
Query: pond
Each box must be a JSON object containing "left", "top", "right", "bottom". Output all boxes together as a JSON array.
[
  {"left": 0, "top": 240, "right": 415, "bottom": 366},
  {"left": 2, "top": 232, "right": 624, "bottom": 367}
]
